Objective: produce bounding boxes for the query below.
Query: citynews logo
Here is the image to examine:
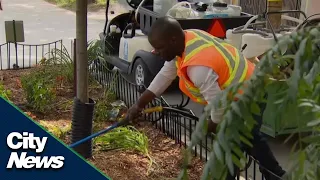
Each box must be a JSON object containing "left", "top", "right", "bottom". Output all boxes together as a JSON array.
[{"left": 6, "top": 132, "right": 65, "bottom": 169}]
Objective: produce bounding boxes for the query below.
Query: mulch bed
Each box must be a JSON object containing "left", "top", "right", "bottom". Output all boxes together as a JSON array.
[{"left": 0, "top": 68, "right": 205, "bottom": 180}]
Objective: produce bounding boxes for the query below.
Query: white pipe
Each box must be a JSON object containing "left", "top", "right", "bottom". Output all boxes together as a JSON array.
[
  {"left": 281, "top": 15, "right": 304, "bottom": 24},
  {"left": 135, "top": 0, "right": 147, "bottom": 25},
  {"left": 243, "top": 15, "right": 259, "bottom": 30}
]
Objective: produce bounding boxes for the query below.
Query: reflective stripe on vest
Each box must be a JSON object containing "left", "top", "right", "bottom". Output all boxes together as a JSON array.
[
  {"left": 176, "top": 62, "right": 206, "bottom": 103},
  {"left": 183, "top": 29, "right": 248, "bottom": 88},
  {"left": 184, "top": 77, "right": 206, "bottom": 103}
]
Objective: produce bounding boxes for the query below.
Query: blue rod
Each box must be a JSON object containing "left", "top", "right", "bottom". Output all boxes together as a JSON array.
[{"left": 69, "top": 122, "right": 121, "bottom": 148}]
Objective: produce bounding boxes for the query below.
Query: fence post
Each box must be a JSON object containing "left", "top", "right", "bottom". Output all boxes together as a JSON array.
[{"left": 267, "top": 0, "right": 283, "bottom": 30}]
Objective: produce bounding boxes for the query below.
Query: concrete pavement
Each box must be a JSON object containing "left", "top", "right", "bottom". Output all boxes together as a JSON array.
[
  {"left": 0, "top": 0, "right": 125, "bottom": 69},
  {"left": 0, "top": 0, "right": 106, "bottom": 44}
]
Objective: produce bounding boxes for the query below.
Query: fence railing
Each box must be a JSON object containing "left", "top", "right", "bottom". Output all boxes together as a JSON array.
[
  {"left": 0, "top": 40, "right": 63, "bottom": 70},
  {"left": 239, "top": 0, "right": 301, "bottom": 18},
  {"left": 88, "top": 58, "right": 283, "bottom": 180},
  {"left": 0, "top": 37, "right": 283, "bottom": 179}
]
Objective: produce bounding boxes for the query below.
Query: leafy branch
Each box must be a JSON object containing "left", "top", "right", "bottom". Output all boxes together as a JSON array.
[{"left": 178, "top": 26, "right": 320, "bottom": 180}]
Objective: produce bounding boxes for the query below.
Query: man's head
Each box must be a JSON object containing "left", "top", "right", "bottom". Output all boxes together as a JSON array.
[{"left": 148, "top": 16, "right": 185, "bottom": 61}]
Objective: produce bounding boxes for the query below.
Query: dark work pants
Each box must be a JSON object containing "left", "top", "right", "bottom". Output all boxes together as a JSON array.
[{"left": 226, "top": 102, "right": 286, "bottom": 180}]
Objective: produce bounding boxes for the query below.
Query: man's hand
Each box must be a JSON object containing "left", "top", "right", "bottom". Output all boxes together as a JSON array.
[
  {"left": 120, "top": 89, "right": 157, "bottom": 126},
  {"left": 126, "top": 103, "right": 143, "bottom": 123},
  {"left": 128, "top": 89, "right": 156, "bottom": 122}
]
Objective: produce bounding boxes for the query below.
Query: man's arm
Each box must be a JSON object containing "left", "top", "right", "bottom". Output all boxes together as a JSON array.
[
  {"left": 134, "top": 60, "right": 177, "bottom": 108},
  {"left": 187, "top": 65, "right": 225, "bottom": 134}
]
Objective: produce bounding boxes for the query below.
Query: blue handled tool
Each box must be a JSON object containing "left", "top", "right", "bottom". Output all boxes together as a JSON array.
[
  {"left": 69, "top": 121, "right": 122, "bottom": 148},
  {"left": 69, "top": 106, "right": 164, "bottom": 148}
]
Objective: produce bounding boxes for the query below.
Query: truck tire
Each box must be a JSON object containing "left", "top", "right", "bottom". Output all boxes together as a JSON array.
[{"left": 133, "top": 58, "right": 153, "bottom": 89}]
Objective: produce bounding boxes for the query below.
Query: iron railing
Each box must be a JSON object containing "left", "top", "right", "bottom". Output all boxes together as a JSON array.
[
  {"left": 88, "top": 58, "right": 283, "bottom": 180},
  {"left": 0, "top": 38, "right": 283, "bottom": 179},
  {"left": 0, "top": 40, "right": 63, "bottom": 70}
]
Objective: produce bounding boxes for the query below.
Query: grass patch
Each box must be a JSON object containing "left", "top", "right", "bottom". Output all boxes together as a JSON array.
[
  {"left": 94, "top": 125, "right": 155, "bottom": 175},
  {"left": 0, "top": 81, "right": 12, "bottom": 101}
]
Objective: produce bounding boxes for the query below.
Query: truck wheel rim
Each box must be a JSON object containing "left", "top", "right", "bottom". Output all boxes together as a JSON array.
[{"left": 135, "top": 65, "right": 144, "bottom": 85}]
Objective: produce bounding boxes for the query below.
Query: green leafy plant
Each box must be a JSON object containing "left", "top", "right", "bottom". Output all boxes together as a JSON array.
[
  {"left": 94, "top": 126, "right": 154, "bottom": 174},
  {"left": 39, "top": 120, "right": 71, "bottom": 139},
  {"left": 44, "top": 45, "right": 74, "bottom": 83},
  {"left": 94, "top": 126, "right": 149, "bottom": 155},
  {"left": 93, "top": 72, "right": 118, "bottom": 122},
  {"left": 20, "top": 68, "right": 56, "bottom": 113},
  {"left": 178, "top": 26, "right": 320, "bottom": 180},
  {"left": 94, "top": 92, "right": 117, "bottom": 122},
  {"left": 0, "top": 82, "right": 12, "bottom": 101},
  {"left": 44, "top": 39, "right": 106, "bottom": 85},
  {"left": 88, "top": 39, "right": 105, "bottom": 66}
]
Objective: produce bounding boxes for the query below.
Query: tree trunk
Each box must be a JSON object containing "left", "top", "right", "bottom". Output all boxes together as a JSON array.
[
  {"left": 87, "top": 0, "right": 96, "bottom": 4},
  {"left": 76, "top": 0, "right": 88, "bottom": 103}
]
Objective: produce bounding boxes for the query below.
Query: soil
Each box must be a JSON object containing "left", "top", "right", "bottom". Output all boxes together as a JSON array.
[{"left": 0, "top": 68, "right": 205, "bottom": 180}]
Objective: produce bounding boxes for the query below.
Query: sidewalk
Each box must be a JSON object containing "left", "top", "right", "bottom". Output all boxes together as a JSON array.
[{"left": 0, "top": 0, "right": 128, "bottom": 45}]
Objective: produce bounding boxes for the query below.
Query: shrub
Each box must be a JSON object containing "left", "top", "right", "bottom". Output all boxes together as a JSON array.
[
  {"left": 21, "top": 67, "right": 56, "bottom": 113},
  {"left": 0, "top": 82, "right": 12, "bottom": 101},
  {"left": 94, "top": 92, "right": 117, "bottom": 122},
  {"left": 44, "top": 45, "right": 74, "bottom": 84}
]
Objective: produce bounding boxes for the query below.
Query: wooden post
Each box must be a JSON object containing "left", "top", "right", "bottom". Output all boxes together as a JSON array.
[
  {"left": 267, "top": 0, "right": 283, "bottom": 30},
  {"left": 231, "top": 0, "right": 239, "bottom": 5},
  {"left": 76, "top": 0, "right": 88, "bottom": 103},
  {"left": 73, "top": 38, "right": 77, "bottom": 97}
]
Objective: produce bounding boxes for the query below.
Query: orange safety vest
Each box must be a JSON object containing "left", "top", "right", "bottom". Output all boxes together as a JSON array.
[{"left": 176, "top": 29, "right": 255, "bottom": 105}]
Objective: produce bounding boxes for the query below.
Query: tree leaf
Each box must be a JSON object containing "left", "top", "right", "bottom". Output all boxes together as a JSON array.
[
  {"left": 225, "top": 151, "right": 234, "bottom": 176},
  {"left": 231, "top": 102, "right": 242, "bottom": 118},
  {"left": 298, "top": 151, "right": 306, "bottom": 175},
  {"left": 231, "top": 154, "right": 243, "bottom": 169},
  {"left": 201, "top": 151, "right": 215, "bottom": 180},
  {"left": 232, "top": 145, "right": 245, "bottom": 160},
  {"left": 217, "top": 131, "right": 231, "bottom": 153},
  {"left": 240, "top": 126, "right": 254, "bottom": 139},
  {"left": 250, "top": 102, "right": 261, "bottom": 116},
  {"left": 213, "top": 141, "right": 224, "bottom": 164},
  {"left": 302, "top": 135, "right": 320, "bottom": 143},
  {"left": 304, "top": 62, "right": 319, "bottom": 85},
  {"left": 240, "top": 135, "right": 253, "bottom": 147},
  {"left": 225, "top": 111, "right": 233, "bottom": 126},
  {"left": 307, "top": 119, "right": 320, "bottom": 127},
  {"left": 312, "top": 83, "right": 320, "bottom": 98},
  {"left": 274, "top": 98, "right": 284, "bottom": 104}
]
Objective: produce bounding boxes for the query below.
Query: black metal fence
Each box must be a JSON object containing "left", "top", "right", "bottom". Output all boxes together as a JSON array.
[
  {"left": 240, "top": 0, "right": 301, "bottom": 16},
  {"left": 88, "top": 58, "right": 283, "bottom": 180},
  {"left": 0, "top": 40, "right": 63, "bottom": 70},
  {"left": 0, "top": 38, "right": 283, "bottom": 179}
]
